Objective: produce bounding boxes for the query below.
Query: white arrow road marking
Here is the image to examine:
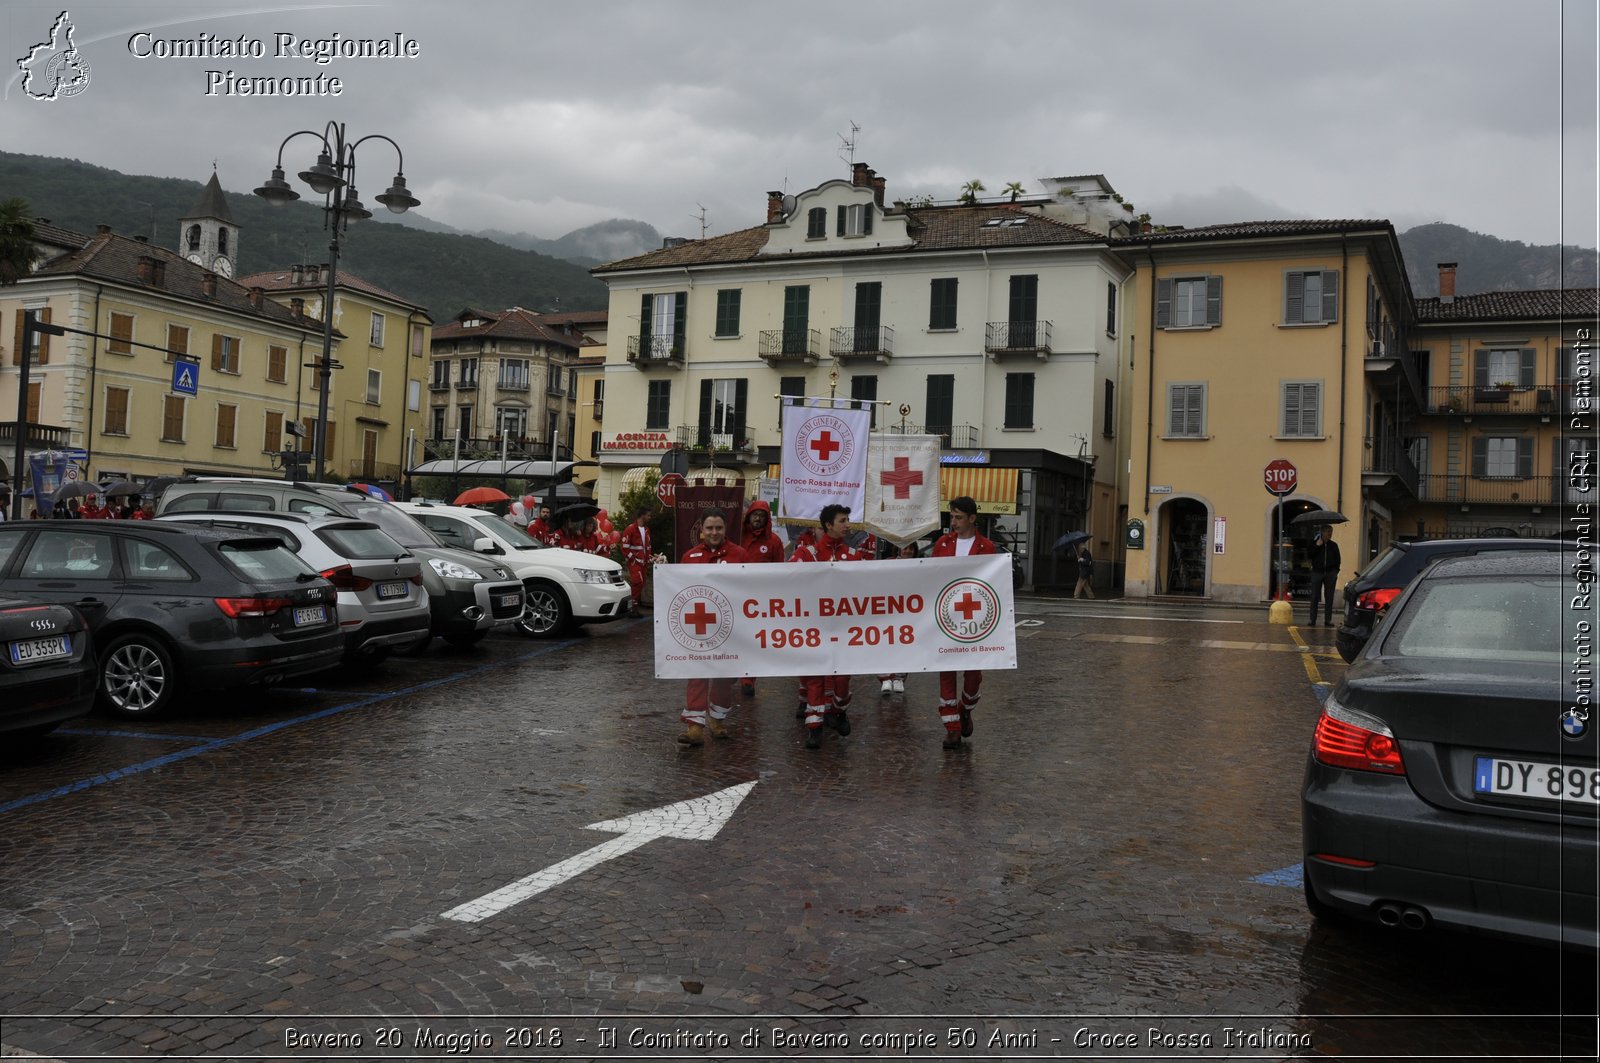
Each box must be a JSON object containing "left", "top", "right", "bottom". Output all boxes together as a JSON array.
[{"left": 441, "top": 781, "right": 756, "bottom": 923}]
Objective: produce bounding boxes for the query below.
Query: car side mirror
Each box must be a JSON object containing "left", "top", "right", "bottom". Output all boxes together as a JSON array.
[{"left": 473, "top": 537, "right": 497, "bottom": 554}]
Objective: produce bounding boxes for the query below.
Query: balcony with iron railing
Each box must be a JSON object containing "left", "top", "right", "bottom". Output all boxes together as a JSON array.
[
  {"left": 829, "top": 325, "right": 894, "bottom": 363},
  {"left": 455, "top": 376, "right": 478, "bottom": 391},
  {"left": 0, "top": 421, "right": 74, "bottom": 451},
  {"left": 674, "top": 425, "right": 757, "bottom": 460},
  {"left": 1363, "top": 338, "right": 1426, "bottom": 412},
  {"left": 878, "top": 422, "right": 981, "bottom": 449},
  {"left": 1424, "top": 383, "right": 1575, "bottom": 418},
  {"left": 1362, "top": 434, "right": 1419, "bottom": 504},
  {"left": 428, "top": 378, "right": 452, "bottom": 392},
  {"left": 496, "top": 377, "right": 530, "bottom": 392},
  {"left": 984, "top": 320, "right": 1052, "bottom": 359},
  {"left": 759, "top": 328, "right": 821, "bottom": 367},
  {"left": 1416, "top": 474, "right": 1577, "bottom": 506},
  {"left": 627, "top": 335, "right": 686, "bottom": 369},
  {"left": 420, "top": 435, "right": 573, "bottom": 463}
]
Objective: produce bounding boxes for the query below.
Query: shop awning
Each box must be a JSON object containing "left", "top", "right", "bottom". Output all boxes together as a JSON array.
[{"left": 939, "top": 466, "right": 1018, "bottom": 514}]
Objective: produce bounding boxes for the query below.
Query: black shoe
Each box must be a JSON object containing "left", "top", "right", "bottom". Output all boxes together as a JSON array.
[
  {"left": 1306, "top": 619, "right": 1318, "bottom": 627},
  {"left": 805, "top": 727, "right": 822, "bottom": 750},
  {"left": 828, "top": 709, "right": 851, "bottom": 737},
  {"left": 942, "top": 731, "right": 962, "bottom": 749},
  {"left": 959, "top": 707, "right": 973, "bottom": 738},
  {"left": 741, "top": 681, "right": 755, "bottom": 697},
  {"left": 796, "top": 701, "right": 807, "bottom": 719}
]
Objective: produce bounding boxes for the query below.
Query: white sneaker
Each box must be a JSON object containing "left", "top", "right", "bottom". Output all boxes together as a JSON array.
[
  {"left": 881, "top": 680, "right": 894, "bottom": 695},
  {"left": 892, "top": 679, "right": 905, "bottom": 693}
]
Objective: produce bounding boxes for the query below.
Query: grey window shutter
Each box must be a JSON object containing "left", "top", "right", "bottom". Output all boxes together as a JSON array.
[
  {"left": 836, "top": 205, "right": 846, "bottom": 236},
  {"left": 1156, "top": 279, "right": 1172, "bottom": 328},
  {"left": 1285, "top": 272, "right": 1305, "bottom": 324},
  {"left": 1517, "top": 439, "right": 1533, "bottom": 478},
  {"left": 1282, "top": 385, "right": 1299, "bottom": 435},
  {"left": 1303, "top": 384, "right": 1320, "bottom": 434},
  {"left": 1321, "top": 271, "right": 1339, "bottom": 323},
  {"left": 1471, "top": 437, "right": 1487, "bottom": 477},
  {"left": 1557, "top": 347, "right": 1573, "bottom": 382},
  {"left": 1167, "top": 387, "right": 1184, "bottom": 435},
  {"left": 1206, "top": 275, "right": 1223, "bottom": 325},
  {"left": 1473, "top": 350, "right": 1489, "bottom": 389},
  {"left": 1188, "top": 386, "right": 1204, "bottom": 434},
  {"left": 1519, "top": 348, "right": 1536, "bottom": 386}
]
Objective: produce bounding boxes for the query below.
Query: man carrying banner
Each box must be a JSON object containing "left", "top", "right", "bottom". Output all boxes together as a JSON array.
[
  {"left": 737, "top": 499, "right": 785, "bottom": 697},
  {"left": 621, "top": 506, "right": 654, "bottom": 612},
  {"left": 930, "top": 496, "right": 998, "bottom": 748},
  {"left": 676, "top": 509, "right": 749, "bottom": 746},
  {"left": 789, "top": 504, "right": 870, "bottom": 749}
]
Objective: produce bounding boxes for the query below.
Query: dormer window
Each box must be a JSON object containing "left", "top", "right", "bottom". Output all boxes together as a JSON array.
[
  {"left": 838, "top": 203, "right": 873, "bottom": 237},
  {"left": 461, "top": 317, "right": 484, "bottom": 328}
]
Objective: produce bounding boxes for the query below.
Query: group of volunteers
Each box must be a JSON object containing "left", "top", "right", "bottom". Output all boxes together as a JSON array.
[
  {"left": 670, "top": 495, "right": 995, "bottom": 753},
  {"left": 516, "top": 500, "right": 619, "bottom": 559},
  {"left": 33, "top": 491, "right": 155, "bottom": 520}
]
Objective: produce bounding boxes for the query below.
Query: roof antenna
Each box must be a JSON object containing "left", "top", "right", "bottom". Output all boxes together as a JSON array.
[
  {"left": 837, "top": 121, "right": 860, "bottom": 170},
  {"left": 692, "top": 204, "right": 709, "bottom": 239}
]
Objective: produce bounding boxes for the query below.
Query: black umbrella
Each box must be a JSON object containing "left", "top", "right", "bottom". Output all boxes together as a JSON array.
[
  {"left": 51, "top": 480, "right": 99, "bottom": 503},
  {"left": 140, "top": 476, "right": 180, "bottom": 499},
  {"left": 102, "top": 480, "right": 143, "bottom": 498},
  {"left": 1054, "top": 530, "right": 1091, "bottom": 553},
  {"left": 553, "top": 502, "right": 600, "bottom": 525},
  {"left": 1291, "top": 509, "right": 1348, "bottom": 526}
]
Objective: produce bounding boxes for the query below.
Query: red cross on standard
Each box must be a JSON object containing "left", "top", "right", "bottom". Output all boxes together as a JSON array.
[
  {"left": 683, "top": 601, "right": 718, "bottom": 636},
  {"left": 809, "top": 431, "right": 841, "bottom": 462},
  {"left": 954, "top": 593, "right": 983, "bottom": 620},
  {"left": 879, "top": 456, "right": 924, "bottom": 499}
]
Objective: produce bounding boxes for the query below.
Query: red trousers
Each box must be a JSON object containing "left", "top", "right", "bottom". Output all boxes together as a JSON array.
[
  {"left": 800, "top": 675, "right": 852, "bottom": 730},
  {"left": 683, "top": 678, "right": 734, "bottom": 726},
  {"left": 938, "top": 670, "right": 982, "bottom": 732},
  {"left": 627, "top": 561, "right": 647, "bottom": 603}
]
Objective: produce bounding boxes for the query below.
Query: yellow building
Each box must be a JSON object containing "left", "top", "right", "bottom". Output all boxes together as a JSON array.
[{"left": 1121, "top": 221, "right": 1417, "bottom": 603}]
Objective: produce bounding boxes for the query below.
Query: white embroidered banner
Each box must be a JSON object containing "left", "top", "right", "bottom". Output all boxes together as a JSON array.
[
  {"left": 777, "top": 399, "right": 871, "bottom": 526},
  {"left": 861, "top": 433, "right": 942, "bottom": 544},
  {"left": 652, "top": 554, "right": 1017, "bottom": 679}
]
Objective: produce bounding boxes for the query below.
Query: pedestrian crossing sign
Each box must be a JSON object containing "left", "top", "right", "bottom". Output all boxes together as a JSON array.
[{"left": 171, "top": 360, "right": 199, "bottom": 396}]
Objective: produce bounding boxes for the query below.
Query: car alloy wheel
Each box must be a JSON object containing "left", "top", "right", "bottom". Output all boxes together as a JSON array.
[
  {"left": 514, "top": 580, "right": 570, "bottom": 639},
  {"left": 100, "top": 633, "right": 177, "bottom": 717}
]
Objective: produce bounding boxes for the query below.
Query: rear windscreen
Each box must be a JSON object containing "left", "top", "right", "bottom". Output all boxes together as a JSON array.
[
  {"left": 1386, "top": 576, "right": 1564, "bottom": 664},
  {"left": 1352, "top": 544, "right": 1410, "bottom": 583},
  {"left": 317, "top": 524, "right": 408, "bottom": 560},
  {"left": 217, "top": 540, "right": 319, "bottom": 582}
]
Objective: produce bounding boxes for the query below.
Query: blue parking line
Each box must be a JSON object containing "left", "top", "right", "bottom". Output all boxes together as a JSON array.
[
  {"left": 1252, "top": 863, "right": 1303, "bottom": 888},
  {"left": 2, "top": 639, "right": 580, "bottom": 817},
  {"left": 56, "top": 729, "right": 219, "bottom": 742}
]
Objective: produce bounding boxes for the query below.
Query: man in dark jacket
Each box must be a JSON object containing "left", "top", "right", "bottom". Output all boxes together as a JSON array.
[{"left": 1307, "top": 526, "right": 1342, "bottom": 627}]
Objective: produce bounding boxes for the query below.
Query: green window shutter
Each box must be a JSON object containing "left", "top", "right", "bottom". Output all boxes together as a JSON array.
[
  {"left": 836, "top": 205, "right": 846, "bottom": 236},
  {"left": 1321, "top": 270, "right": 1339, "bottom": 322},
  {"left": 1206, "top": 276, "right": 1222, "bottom": 325},
  {"left": 697, "top": 380, "right": 713, "bottom": 446},
  {"left": 862, "top": 207, "right": 872, "bottom": 235},
  {"left": 926, "top": 374, "right": 954, "bottom": 432},
  {"left": 855, "top": 282, "right": 881, "bottom": 332},
  {"left": 715, "top": 290, "right": 741, "bottom": 336},
  {"left": 639, "top": 294, "right": 654, "bottom": 351},
  {"left": 1519, "top": 348, "right": 1536, "bottom": 387},
  {"left": 1473, "top": 350, "right": 1489, "bottom": 389},
  {"left": 1471, "top": 437, "right": 1487, "bottom": 477},
  {"left": 1285, "top": 272, "right": 1305, "bottom": 324},
  {"left": 1557, "top": 347, "right": 1573, "bottom": 382},
  {"left": 672, "top": 293, "right": 687, "bottom": 355},
  {"left": 733, "top": 379, "right": 748, "bottom": 442},
  {"left": 1155, "top": 278, "right": 1172, "bottom": 328},
  {"left": 930, "top": 278, "right": 958, "bottom": 329}
]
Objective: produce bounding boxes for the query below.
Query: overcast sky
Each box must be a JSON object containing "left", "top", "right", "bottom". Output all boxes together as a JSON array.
[{"left": 4, "top": 0, "right": 1596, "bottom": 250}]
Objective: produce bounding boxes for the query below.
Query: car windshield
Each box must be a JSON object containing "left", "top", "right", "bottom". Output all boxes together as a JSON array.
[
  {"left": 475, "top": 514, "right": 545, "bottom": 549},
  {"left": 1386, "top": 576, "right": 1563, "bottom": 664},
  {"left": 217, "top": 540, "right": 320, "bottom": 582},
  {"left": 316, "top": 524, "right": 409, "bottom": 560},
  {"left": 347, "top": 501, "right": 440, "bottom": 548}
]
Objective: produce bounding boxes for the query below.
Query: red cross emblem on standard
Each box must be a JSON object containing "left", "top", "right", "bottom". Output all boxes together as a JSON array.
[{"left": 794, "top": 415, "right": 855, "bottom": 476}]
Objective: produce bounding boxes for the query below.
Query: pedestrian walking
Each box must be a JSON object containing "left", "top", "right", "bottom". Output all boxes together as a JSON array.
[
  {"left": 1074, "top": 543, "right": 1095, "bottom": 599},
  {"left": 676, "top": 509, "right": 749, "bottom": 746},
  {"left": 879, "top": 540, "right": 920, "bottom": 696},
  {"left": 738, "top": 500, "right": 785, "bottom": 697},
  {"left": 621, "top": 506, "right": 654, "bottom": 611},
  {"left": 1307, "top": 525, "right": 1342, "bottom": 627},
  {"left": 930, "top": 496, "right": 997, "bottom": 748},
  {"left": 789, "top": 504, "right": 870, "bottom": 748}
]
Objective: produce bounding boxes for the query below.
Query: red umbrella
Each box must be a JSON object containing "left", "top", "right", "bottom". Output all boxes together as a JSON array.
[{"left": 454, "top": 486, "right": 511, "bottom": 506}]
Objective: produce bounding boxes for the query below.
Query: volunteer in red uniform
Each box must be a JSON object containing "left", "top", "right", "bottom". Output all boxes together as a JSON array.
[
  {"left": 737, "top": 500, "right": 785, "bottom": 696},
  {"left": 789, "top": 504, "right": 870, "bottom": 749},
  {"left": 621, "top": 506, "right": 654, "bottom": 611},
  {"left": 527, "top": 504, "right": 556, "bottom": 545},
  {"left": 929, "top": 495, "right": 998, "bottom": 748},
  {"left": 79, "top": 493, "right": 113, "bottom": 519},
  {"left": 676, "top": 509, "right": 749, "bottom": 746}
]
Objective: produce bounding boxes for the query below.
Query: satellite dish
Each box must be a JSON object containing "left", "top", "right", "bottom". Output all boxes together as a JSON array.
[{"left": 781, "top": 194, "right": 798, "bottom": 217}]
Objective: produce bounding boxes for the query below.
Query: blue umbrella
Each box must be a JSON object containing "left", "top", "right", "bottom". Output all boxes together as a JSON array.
[
  {"left": 350, "top": 482, "right": 393, "bottom": 502},
  {"left": 1054, "top": 530, "right": 1091, "bottom": 554}
]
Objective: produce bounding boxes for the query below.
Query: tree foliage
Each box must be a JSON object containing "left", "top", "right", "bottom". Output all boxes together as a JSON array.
[{"left": 0, "top": 196, "right": 35, "bottom": 285}]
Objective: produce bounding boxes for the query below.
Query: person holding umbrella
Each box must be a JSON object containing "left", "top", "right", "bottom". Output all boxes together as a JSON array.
[{"left": 1306, "top": 525, "right": 1342, "bottom": 627}]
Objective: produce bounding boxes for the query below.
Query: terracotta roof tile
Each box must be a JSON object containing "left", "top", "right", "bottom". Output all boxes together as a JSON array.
[
  {"left": 1110, "top": 219, "right": 1394, "bottom": 245},
  {"left": 1416, "top": 287, "right": 1599, "bottom": 322},
  {"left": 235, "top": 267, "right": 430, "bottom": 318},
  {"left": 430, "top": 306, "right": 585, "bottom": 350}
]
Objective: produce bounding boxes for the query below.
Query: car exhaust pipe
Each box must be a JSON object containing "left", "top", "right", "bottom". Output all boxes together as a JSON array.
[
  {"left": 462, "top": 606, "right": 485, "bottom": 622},
  {"left": 1399, "top": 905, "right": 1430, "bottom": 930},
  {"left": 1375, "top": 902, "right": 1403, "bottom": 927}
]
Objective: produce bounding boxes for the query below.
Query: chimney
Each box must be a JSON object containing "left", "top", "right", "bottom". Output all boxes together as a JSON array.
[
  {"left": 96, "top": 224, "right": 111, "bottom": 235},
  {"left": 852, "top": 162, "right": 871, "bottom": 188},
  {"left": 305, "top": 264, "right": 320, "bottom": 284},
  {"left": 137, "top": 256, "right": 155, "bottom": 284},
  {"left": 248, "top": 286, "right": 264, "bottom": 309},
  {"left": 291, "top": 264, "right": 304, "bottom": 285},
  {"left": 290, "top": 297, "right": 305, "bottom": 317},
  {"left": 870, "top": 174, "right": 886, "bottom": 207},
  {"left": 134, "top": 235, "right": 148, "bottom": 243},
  {"left": 767, "top": 191, "right": 785, "bottom": 223},
  {"left": 201, "top": 271, "right": 218, "bottom": 298},
  {"left": 1438, "top": 262, "right": 1457, "bottom": 304}
]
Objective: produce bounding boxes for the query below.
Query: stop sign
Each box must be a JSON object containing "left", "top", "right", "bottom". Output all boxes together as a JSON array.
[
  {"left": 656, "top": 472, "right": 685, "bottom": 505},
  {"left": 1263, "top": 459, "right": 1298, "bottom": 496}
]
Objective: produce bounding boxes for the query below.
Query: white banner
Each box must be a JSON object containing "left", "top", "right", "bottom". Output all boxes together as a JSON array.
[
  {"left": 652, "top": 555, "right": 1017, "bottom": 679},
  {"left": 861, "top": 433, "right": 942, "bottom": 544},
  {"left": 778, "top": 399, "right": 871, "bottom": 525}
]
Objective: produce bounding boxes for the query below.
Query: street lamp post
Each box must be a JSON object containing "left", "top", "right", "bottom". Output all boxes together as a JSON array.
[{"left": 254, "top": 121, "right": 418, "bottom": 481}]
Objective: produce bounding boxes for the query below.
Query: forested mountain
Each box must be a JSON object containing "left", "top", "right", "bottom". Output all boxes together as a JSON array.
[
  {"left": 0, "top": 152, "right": 609, "bottom": 319},
  {"left": 1397, "top": 222, "right": 1598, "bottom": 298}
]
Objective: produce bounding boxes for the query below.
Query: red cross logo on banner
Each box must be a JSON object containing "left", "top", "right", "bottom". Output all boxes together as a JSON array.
[
  {"left": 666, "top": 585, "right": 736, "bottom": 651},
  {"left": 953, "top": 592, "right": 984, "bottom": 620},
  {"left": 880, "top": 455, "right": 924, "bottom": 499},
  {"left": 809, "top": 431, "right": 841, "bottom": 463},
  {"left": 682, "top": 601, "right": 718, "bottom": 636}
]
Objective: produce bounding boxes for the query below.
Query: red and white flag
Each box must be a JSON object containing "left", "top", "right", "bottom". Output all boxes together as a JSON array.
[
  {"left": 778, "top": 398, "right": 871, "bottom": 526},
  {"left": 861, "top": 434, "right": 941, "bottom": 544}
]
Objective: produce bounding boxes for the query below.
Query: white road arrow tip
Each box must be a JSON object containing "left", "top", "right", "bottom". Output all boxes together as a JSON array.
[{"left": 585, "top": 780, "right": 756, "bottom": 841}]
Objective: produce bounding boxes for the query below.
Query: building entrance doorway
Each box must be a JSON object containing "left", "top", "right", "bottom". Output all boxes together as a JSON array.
[
  {"left": 1159, "top": 498, "right": 1208, "bottom": 596},
  {"left": 1269, "top": 498, "right": 1321, "bottom": 600}
]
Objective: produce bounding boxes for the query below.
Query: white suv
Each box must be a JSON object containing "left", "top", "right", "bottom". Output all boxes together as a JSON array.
[{"left": 394, "top": 502, "right": 631, "bottom": 638}]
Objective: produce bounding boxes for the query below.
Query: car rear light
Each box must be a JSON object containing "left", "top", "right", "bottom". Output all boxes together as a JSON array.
[
  {"left": 1311, "top": 853, "right": 1377, "bottom": 868},
  {"left": 319, "top": 565, "right": 373, "bottom": 592},
  {"left": 1354, "top": 586, "right": 1402, "bottom": 613},
  {"left": 1313, "top": 699, "right": 1406, "bottom": 775},
  {"left": 214, "top": 596, "right": 293, "bottom": 618},
  {"left": 408, "top": 571, "right": 424, "bottom": 585}
]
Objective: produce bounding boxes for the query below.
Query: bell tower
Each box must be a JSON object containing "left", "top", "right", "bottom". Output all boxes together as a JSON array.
[{"left": 177, "top": 170, "right": 238, "bottom": 279}]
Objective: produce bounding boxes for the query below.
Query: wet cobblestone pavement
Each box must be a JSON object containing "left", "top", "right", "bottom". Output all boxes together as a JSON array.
[{"left": 1, "top": 599, "right": 1595, "bottom": 1061}]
